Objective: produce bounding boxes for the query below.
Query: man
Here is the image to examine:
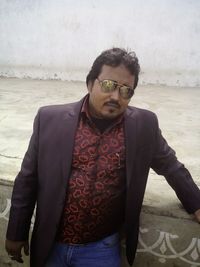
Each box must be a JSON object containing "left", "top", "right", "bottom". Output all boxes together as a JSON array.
[{"left": 5, "top": 48, "right": 200, "bottom": 267}]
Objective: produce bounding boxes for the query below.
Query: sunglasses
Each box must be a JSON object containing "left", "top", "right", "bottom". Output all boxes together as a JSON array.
[{"left": 96, "top": 78, "right": 134, "bottom": 99}]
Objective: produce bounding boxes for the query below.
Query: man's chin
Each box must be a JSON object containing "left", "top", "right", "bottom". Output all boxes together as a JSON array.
[{"left": 101, "top": 110, "right": 121, "bottom": 119}]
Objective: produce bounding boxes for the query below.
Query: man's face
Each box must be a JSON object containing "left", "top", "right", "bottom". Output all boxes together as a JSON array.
[{"left": 87, "top": 64, "right": 135, "bottom": 119}]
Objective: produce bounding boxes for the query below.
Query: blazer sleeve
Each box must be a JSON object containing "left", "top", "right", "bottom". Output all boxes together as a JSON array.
[
  {"left": 6, "top": 110, "right": 40, "bottom": 241},
  {"left": 150, "top": 114, "right": 200, "bottom": 214}
]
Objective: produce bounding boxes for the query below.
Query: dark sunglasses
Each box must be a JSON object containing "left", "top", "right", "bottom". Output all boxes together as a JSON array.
[{"left": 96, "top": 78, "right": 134, "bottom": 99}]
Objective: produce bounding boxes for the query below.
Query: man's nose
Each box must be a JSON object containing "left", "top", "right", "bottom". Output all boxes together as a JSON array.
[{"left": 110, "top": 87, "right": 120, "bottom": 100}]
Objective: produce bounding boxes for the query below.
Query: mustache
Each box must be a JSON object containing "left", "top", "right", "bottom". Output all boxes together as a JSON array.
[{"left": 104, "top": 100, "right": 120, "bottom": 108}]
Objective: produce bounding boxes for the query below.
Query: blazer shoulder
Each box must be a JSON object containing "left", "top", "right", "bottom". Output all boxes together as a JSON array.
[
  {"left": 126, "top": 106, "right": 158, "bottom": 121},
  {"left": 38, "top": 101, "right": 79, "bottom": 114},
  {"left": 36, "top": 96, "right": 86, "bottom": 119},
  {"left": 125, "top": 106, "right": 159, "bottom": 143}
]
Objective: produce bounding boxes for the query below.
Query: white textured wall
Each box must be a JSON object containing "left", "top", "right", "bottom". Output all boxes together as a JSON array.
[{"left": 0, "top": 0, "right": 200, "bottom": 86}]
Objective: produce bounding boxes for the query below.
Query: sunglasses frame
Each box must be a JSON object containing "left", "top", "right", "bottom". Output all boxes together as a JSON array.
[{"left": 96, "top": 78, "right": 134, "bottom": 99}]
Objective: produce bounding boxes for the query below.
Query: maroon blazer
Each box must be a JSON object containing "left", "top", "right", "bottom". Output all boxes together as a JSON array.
[{"left": 6, "top": 96, "right": 200, "bottom": 266}]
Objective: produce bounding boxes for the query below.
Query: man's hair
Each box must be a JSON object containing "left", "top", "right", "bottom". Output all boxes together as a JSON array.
[{"left": 86, "top": 47, "right": 140, "bottom": 89}]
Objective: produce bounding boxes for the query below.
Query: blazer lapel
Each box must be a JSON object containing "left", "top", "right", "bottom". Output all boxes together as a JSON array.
[
  {"left": 124, "top": 107, "right": 138, "bottom": 187},
  {"left": 60, "top": 98, "right": 85, "bottom": 185}
]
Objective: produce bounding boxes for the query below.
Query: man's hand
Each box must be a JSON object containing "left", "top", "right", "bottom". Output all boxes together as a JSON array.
[
  {"left": 194, "top": 209, "right": 200, "bottom": 223},
  {"left": 5, "top": 239, "right": 29, "bottom": 263}
]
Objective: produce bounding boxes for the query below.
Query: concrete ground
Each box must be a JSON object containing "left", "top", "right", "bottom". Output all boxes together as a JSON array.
[
  {"left": 0, "top": 77, "right": 200, "bottom": 220},
  {"left": 0, "top": 78, "right": 200, "bottom": 266}
]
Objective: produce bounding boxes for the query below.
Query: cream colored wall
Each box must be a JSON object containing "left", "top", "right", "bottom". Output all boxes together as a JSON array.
[{"left": 0, "top": 0, "right": 200, "bottom": 86}]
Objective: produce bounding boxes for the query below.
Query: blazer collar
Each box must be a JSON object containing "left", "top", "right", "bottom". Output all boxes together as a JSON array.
[{"left": 61, "top": 96, "right": 86, "bottom": 184}]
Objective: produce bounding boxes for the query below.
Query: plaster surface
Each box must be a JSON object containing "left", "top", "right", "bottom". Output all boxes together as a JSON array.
[{"left": 1, "top": 0, "right": 200, "bottom": 86}]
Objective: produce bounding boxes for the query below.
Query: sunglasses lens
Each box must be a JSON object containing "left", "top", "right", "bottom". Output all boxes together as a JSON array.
[
  {"left": 120, "top": 86, "right": 134, "bottom": 99},
  {"left": 98, "top": 79, "right": 134, "bottom": 99},
  {"left": 101, "top": 80, "right": 116, "bottom": 92}
]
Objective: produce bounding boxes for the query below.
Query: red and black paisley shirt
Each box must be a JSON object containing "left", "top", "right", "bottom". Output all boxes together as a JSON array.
[{"left": 57, "top": 98, "right": 126, "bottom": 243}]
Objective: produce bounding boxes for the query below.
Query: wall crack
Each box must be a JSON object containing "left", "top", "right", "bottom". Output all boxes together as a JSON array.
[{"left": 0, "top": 153, "right": 22, "bottom": 160}]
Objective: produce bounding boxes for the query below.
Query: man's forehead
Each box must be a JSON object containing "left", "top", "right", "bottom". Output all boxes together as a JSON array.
[{"left": 99, "top": 64, "right": 135, "bottom": 84}]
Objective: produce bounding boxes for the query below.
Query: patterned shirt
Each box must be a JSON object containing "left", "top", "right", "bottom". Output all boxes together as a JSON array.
[{"left": 57, "top": 98, "right": 126, "bottom": 243}]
